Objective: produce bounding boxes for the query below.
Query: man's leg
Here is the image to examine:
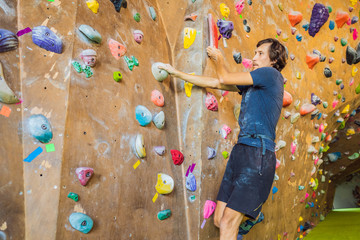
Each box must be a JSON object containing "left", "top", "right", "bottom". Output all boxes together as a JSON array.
[
  {"left": 219, "top": 207, "right": 244, "bottom": 240},
  {"left": 214, "top": 201, "right": 227, "bottom": 228}
]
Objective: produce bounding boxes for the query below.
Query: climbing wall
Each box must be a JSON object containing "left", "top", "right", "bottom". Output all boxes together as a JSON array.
[{"left": 1, "top": 0, "right": 360, "bottom": 239}]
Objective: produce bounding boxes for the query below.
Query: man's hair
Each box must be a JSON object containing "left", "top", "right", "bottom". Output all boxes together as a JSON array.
[{"left": 256, "top": 38, "right": 287, "bottom": 72}]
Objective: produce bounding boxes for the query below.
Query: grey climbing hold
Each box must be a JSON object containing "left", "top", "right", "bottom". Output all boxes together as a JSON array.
[
  {"left": 154, "top": 146, "right": 165, "bottom": 156},
  {"left": 324, "top": 67, "right": 332, "bottom": 78},
  {"left": 78, "top": 25, "right": 102, "bottom": 44},
  {"left": 0, "top": 62, "right": 20, "bottom": 104},
  {"left": 207, "top": 147, "right": 216, "bottom": 159},
  {"left": 149, "top": 6, "right": 156, "bottom": 20},
  {"left": 151, "top": 62, "right": 169, "bottom": 82},
  {"left": 27, "top": 114, "right": 53, "bottom": 143},
  {"left": 233, "top": 52, "right": 242, "bottom": 64},
  {"left": 153, "top": 111, "right": 165, "bottom": 129},
  {"left": 346, "top": 46, "right": 357, "bottom": 65}
]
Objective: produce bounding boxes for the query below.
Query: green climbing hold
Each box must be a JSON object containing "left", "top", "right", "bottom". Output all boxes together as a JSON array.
[
  {"left": 336, "top": 79, "right": 342, "bottom": 85},
  {"left": 338, "top": 121, "right": 345, "bottom": 130},
  {"left": 348, "top": 152, "right": 359, "bottom": 160},
  {"left": 319, "top": 146, "right": 324, "bottom": 154},
  {"left": 327, "top": 6, "right": 332, "bottom": 13},
  {"left": 113, "top": 71, "right": 122, "bottom": 82},
  {"left": 124, "top": 56, "right": 139, "bottom": 71},
  {"left": 72, "top": 61, "right": 82, "bottom": 73},
  {"left": 134, "top": 13, "right": 141, "bottom": 22},
  {"left": 337, "top": 94, "right": 341, "bottom": 99},
  {"left": 157, "top": 209, "right": 171, "bottom": 220},
  {"left": 341, "top": 38, "right": 348, "bottom": 46},
  {"left": 305, "top": 203, "right": 310, "bottom": 209},
  {"left": 321, "top": 133, "right": 326, "bottom": 141},
  {"left": 192, "top": 0, "right": 196, "bottom": 2},
  {"left": 222, "top": 151, "right": 229, "bottom": 159},
  {"left": 83, "top": 66, "right": 93, "bottom": 78},
  {"left": 320, "top": 214, "right": 325, "bottom": 221},
  {"left": 323, "top": 101, "right": 328, "bottom": 108},
  {"left": 356, "top": 83, "right": 360, "bottom": 94},
  {"left": 329, "top": 45, "right": 335, "bottom": 52},
  {"left": 68, "top": 192, "right": 79, "bottom": 202}
]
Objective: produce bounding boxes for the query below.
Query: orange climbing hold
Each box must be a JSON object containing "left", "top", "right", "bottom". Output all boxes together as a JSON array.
[
  {"left": 306, "top": 54, "right": 320, "bottom": 70},
  {"left": 283, "top": 90, "right": 293, "bottom": 107},
  {"left": 335, "top": 11, "right": 350, "bottom": 28},
  {"left": 300, "top": 103, "right": 316, "bottom": 116},
  {"left": 288, "top": 11, "right": 303, "bottom": 27}
]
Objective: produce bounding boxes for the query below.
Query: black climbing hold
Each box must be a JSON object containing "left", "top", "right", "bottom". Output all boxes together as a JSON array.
[
  {"left": 324, "top": 67, "right": 332, "bottom": 78},
  {"left": 320, "top": 56, "right": 326, "bottom": 62},
  {"left": 354, "top": 42, "right": 360, "bottom": 64},
  {"left": 243, "top": 19, "right": 247, "bottom": 25},
  {"left": 248, "top": 0, "right": 252, "bottom": 5},
  {"left": 233, "top": 52, "right": 242, "bottom": 64},
  {"left": 352, "top": 16, "right": 359, "bottom": 24},
  {"left": 346, "top": 46, "right": 357, "bottom": 65},
  {"left": 354, "top": 120, "right": 360, "bottom": 126},
  {"left": 110, "top": 0, "right": 127, "bottom": 12},
  {"left": 244, "top": 25, "right": 251, "bottom": 33}
]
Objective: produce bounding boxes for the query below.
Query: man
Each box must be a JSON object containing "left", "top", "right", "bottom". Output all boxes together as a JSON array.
[{"left": 159, "top": 38, "right": 287, "bottom": 239}]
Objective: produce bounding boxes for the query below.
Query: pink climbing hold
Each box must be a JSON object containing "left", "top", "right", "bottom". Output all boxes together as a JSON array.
[
  {"left": 276, "top": 159, "right": 281, "bottom": 169},
  {"left": 75, "top": 167, "right": 94, "bottom": 186},
  {"left": 332, "top": 100, "right": 339, "bottom": 108},
  {"left": 201, "top": 200, "right": 216, "bottom": 229},
  {"left": 319, "top": 123, "right": 324, "bottom": 133},
  {"left": 235, "top": 0, "right": 245, "bottom": 14},
  {"left": 347, "top": 18, "right": 351, "bottom": 26},
  {"left": 305, "top": 193, "right": 309, "bottom": 199},
  {"left": 242, "top": 58, "right": 253, "bottom": 69},
  {"left": 353, "top": 29, "right": 358, "bottom": 40},
  {"left": 205, "top": 92, "right": 218, "bottom": 111},
  {"left": 300, "top": 103, "right": 316, "bottom": 116},
  {"left": 314, "top": 157, "right": 319, "bottom": 165},
  {"left": 220, "top": 124, "right": 232, "bottom": 139},
  {"left": 291, "top": 142, "right": 296, "bottom": 154}
]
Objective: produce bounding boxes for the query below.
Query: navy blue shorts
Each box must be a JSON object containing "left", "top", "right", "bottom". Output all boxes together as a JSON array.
[{"left": 216, "top": 143, "right": 276, "bottom": 219}]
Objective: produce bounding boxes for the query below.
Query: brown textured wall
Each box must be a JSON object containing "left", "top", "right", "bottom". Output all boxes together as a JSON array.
[{"left": 1, "top": 0, "right": 360, "bottom": 239}]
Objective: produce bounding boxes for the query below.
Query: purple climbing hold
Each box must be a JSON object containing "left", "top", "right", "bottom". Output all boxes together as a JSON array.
[
  {"left": 309, "top": 3, "right": 329, "bottom": 37},
  {"left": 186, "top": 172, "right": 197, "bottom": 191},
  {"left": 0, "top": 29, "right": 18, "bottom": 53},
  {"left": 154, "top": 146, "right": 165, "bottom": 156},
  {"left": 32, "top": 26, "right": 62, "bottom": 54},
  {"left": 311, "top": 93, "right": 321, "bottom": 106},
  {"left": 207, "top": 147, "right": 216, "bottom": 159},
  {"left": 216, "top": 19, "right": 234, "bottom": 39}
]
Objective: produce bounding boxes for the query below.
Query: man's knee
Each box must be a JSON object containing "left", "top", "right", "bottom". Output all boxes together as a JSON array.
[
  {"left": 214, "top": 215, "right": 221, "bottom": 228},
  {"left": 219, "top": 214, "right": 239, "bottom": 230}
]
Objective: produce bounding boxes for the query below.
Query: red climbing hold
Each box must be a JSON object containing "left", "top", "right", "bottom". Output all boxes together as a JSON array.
[
  {"left": 76, "top": 167, "right": 94, "bottom": 186},
  {"left": 306, "top": 54, "right": 320, "bottom": 70},
  {"left": 288, "top": 11, "right": 303, "bottom": 27},
  {"left": 335, "top": 11, "right": 350, "bottom": 28},
  {"left": 300, "top": 103, "right": 316, "bottom": 116},
  {"left": 170, "top": 149, "right": 184, "bottom": 165},
  {"left": 283, "top": 90, "right": 293, "bottom": 107},
  {"left": 208, "top": 14, "right": 218, "bottom": 49}
]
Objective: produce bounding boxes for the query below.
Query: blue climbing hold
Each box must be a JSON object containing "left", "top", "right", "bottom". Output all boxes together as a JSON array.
[
  {"left": 302, "top": 23, "right": 309, "bottom": 31},
  {"left": 296, "top": 34, "right": 302, "bottom": 41},
  {"left": 135, "top": 105, "right": 152, "bottom": 126},
  {"left": 329, "top": 20, "right": 335, "bottom": 30},
  {"left": 272, "top": 186, "right": 278, "bottom": 194}
]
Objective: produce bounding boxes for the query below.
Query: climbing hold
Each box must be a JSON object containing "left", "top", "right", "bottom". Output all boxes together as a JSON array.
[
  {"left": 272, "top": 186, "right": 278, "bottom": 194},
  {"left": 222, "top": 151, "right": 229, "bottom": 159},
  {"left": 208, "top": 14, "right": 218, "bottom": 48},
  {"left": 233, "top": 52, "right": 242, "bottom": 64},
  {"left": 69, "top": 212, "right": 93, "bottom": 234},
  {"left": 27, "top": 114, "right": 53, "bottom": 143},
  {"left": 291, "top": 113, "right": 300, "bottom": 124},
  {"left": 348, "top": 152, "right": 359, "bottom": 160},
  {"left": 134, "top": 13, "right": 141, "bottom": 22},
  {"left": 151, "top": 90, "right": 164, "bottom": 107},
  {"left": 302, "top": 23, "right": 309, "bottom": 31},
  {"left": 323, "top": 67, "right": 332, "bottom": 78},
  {"left": 78, "top": 25, "right": 102, "bottom": 44},
  {"left": 296, "top": 34, "right": 302, "bottom": 42},
  {"left": 134, "top": 134, "right": 146, "bottom": 159},
  {"left": 356, "top": 83, "right": 360, "bottom": 94},
  {"left": 244, "top": 25, "right": 251, "bottom": 33},
  {"left": 341, "top": 104, "right": 350, "bottom": 114},
  {"left": 76, "top": 167, "right": 94, "bottom": 186},
  {"left": 135, "top": 105, "right": 152, "bottom": 127},
  {"left": 328, "top": 57, "right": 334, "bottom": 63},
  {"left": 312, "top": 136, "right": 320, "bottom": 143},
  {"left": 283, "top": 90, "right": 292, "bottom": 107},
  {"left": 124, "top": 56, "right": 139, "bottom": 71},
  {"left": 235, "top": 0, "right": 245, "bottom": 14},
  {"left": 309, "top": 3, "right": 329, "bottom": 37},
  {"left": 306, "top": 54, "right": 320, "bottom": 70},
  {"left": 0, "top": 29, "right": 18, "bottom": 52},
  {"left": 247, "top": 0, "right": 252, "bottom": 5},
  {"left": 157, "top": 209, "right": 171, "bottom": 220},
  {"left": 186, "top": 172, "right": 197, "bottom": 191},
  {"left": 154, "top": 146, "right": 165, "bottom": 156},
  {"left": 86, "top": 0, "right": 99, "bottom": 13},
  {"left": 328, "top": 152, "right": 341, "bottom": 162},
  {"left": 220, "top": 124, "right": 231, "bottom": 139},
  {"left": 282, "top": 34, "right": 289, "bottom": 42},
  {"left": 278, "top": 3, "right": 283, "bottom": 11},
  {"left": 327, "top": 5, "right": 332, "bottom": 13},
  {"left": 352, "top": 66, "right": 358, "bottom": 76},
  {"left": 80, "top": 49, "right": 97, "bottom": 67},
  {"left": 170, "top": 149, "right": 184, "bottom": 165},
  {"left": 151, "top": 62, "right": 169, "bottom": 82},
  {"left": 275, "top": 140, "right": 286, "bottom": 151},
  {"left": 133, "top": 30, "right": 144, "bottom": 44},
  {"left": 290, "top": 54, "right": 295, "bottom": 60},
  {"left": 0, "top": 62, "right": 20, "bottom": 104},
  {"left": 299, "top": 186, "right": 305, "bottom": 191},
  {"left": 205, "top": 92, "right": 218, "bottom": 111},
  {"left": 335, "top": 11, "right": 350, "bottom": 28},
  {"left": 350, "top": 0, "right": 357, "bottom": 7},
  {"left": 184, "top": 13, "right": 198, "bottom": 22},
  {"left": 351, "top": 16, "right": 359, "bottom": 25},
  {"left": 110, "top": 0, "right": 127, "bottom": 12},
  {"left": 291, "top": 27, "right": 297, "bottom": 35},
  {"left": 329, "top": 20, "right": 335, "bottom": 30},
  {"left": 284, "top": 111, "right": 291, "bottom": 119},
  {"left": 153, "top": 111, "right": 165, "bottom": 129},
  {"left": 341, "top": 38, "right": 348, "bottom": 46},
  {"left": 300, "top": 103, "right": 316, "bottom": 116},
  {"left": 311, "top": 93, "right": 321, "bottom": 106},
  {"left": 67, "top": 192, "right": 79, "bottom": 202},
  {"left": 346, "top": 128, "right": 355, "bottom": 136},
  {"left": 149, "top": 6, "right": 156, "bottom": 20},
  {"left": 242, "top": 58, "right": 253, "bottom": 69},
  {"left": 207, "top": 147, "right": 216, "bottom": 159},
  {"left": 108, "top": 39, "right": 126, "bottom": 60},
  {"left": 217, "top": 19, "right": 234, "bottom": 39},
  {"left": 113, "top": 71, "right": 122, "bottom": 82},
  {"left": 353, "top": 29, "right": 358, "bottom": 40},
  {"left": 332, "top": 100, "right": 339, "bottom": 108},
  {"left": 155, "top": 173, "right": 174, "bottom": 194},
  {"left": 184, "top": 82, "right": 193, "bottom": 97},
  {"left": 336, "top": 79, "right": 343, "bottom": 85},
  {"left": 184, "top": 27, "right": 196, "bottom": 49},
  {"left": 220, "top": 3, "right": 230, "bottom": 18},
  {"left": 32, "top": 26, "right": 62, "bottom": 54},
  {"left": 276, "top": 29, "right": 282, "bottom": 36},
  {"left": 349, "top": 7, "right": 354, "bottom": 12},
  {"left": 288, "top": 11, "right": 303, "bottom": 27},
  {"left": 203, "top": 200, "right": 216, "bottom": 219}
]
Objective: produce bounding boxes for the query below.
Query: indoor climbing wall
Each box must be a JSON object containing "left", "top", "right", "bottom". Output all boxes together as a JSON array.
[{"left": 1, "top": 0, "right": 360, "bottom": 240}]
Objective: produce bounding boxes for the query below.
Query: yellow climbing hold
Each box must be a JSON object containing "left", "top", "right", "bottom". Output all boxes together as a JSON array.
[
  {"left": 185, "top": 82, "right": 193, "bottom": 97},
  {"left": 86, "top": 0, "right": 99, "bottom": 14},
  {"left": 323, "top": 145, "right": 330, "bottom": 152},
  {"left": 296, "top": 72, "right": 301, "bottom": 79},
  {"left": 299, "top": 216, "right": 303, "bottom": 222},
  {"left": 350, "top": 0, "right": 357, "bottom": 7},
  {"left": 346, "top": 128, "right": 355, "bottom": 136},
  {"left": 341, "top": 104, "right": 350, "bottom": 114},
  {"left": 184, "top": 27, "right": 196, "bottom": 49},
  {"left": 220, "top": 3, "right": 230, "bottom": 18},
  {"left": 324, "top": 123, "right": 328, "bottom": 130},
  {"left": 282, "top": 34, "right": 289, "bottom": 42},
  {"left": 352, "top": 66, "right": 358, "bottom": 77},
  {"left": 319, "top": 169, "right": 323, "bottom": 175}
]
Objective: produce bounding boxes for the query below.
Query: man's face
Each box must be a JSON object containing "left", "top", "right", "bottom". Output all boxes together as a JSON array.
[{"left": 252, "top": 43, "right": 275, "bottom": 70}]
